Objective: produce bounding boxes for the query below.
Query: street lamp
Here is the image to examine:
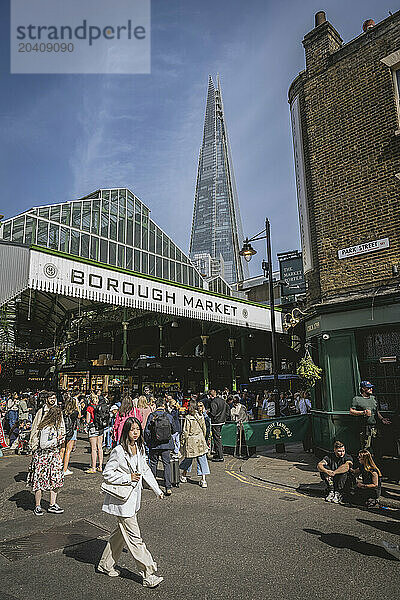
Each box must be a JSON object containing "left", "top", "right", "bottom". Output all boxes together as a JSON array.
[{"left": 240, "top": 218, "right": 280, "bottom": 420}]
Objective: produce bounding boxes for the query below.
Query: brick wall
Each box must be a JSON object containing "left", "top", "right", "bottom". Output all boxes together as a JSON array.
[{"left": 290, "top": 12, "right": 400, "bottom": 303}]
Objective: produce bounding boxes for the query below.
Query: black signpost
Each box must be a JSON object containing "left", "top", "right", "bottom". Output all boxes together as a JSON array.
[{"left": 277, "top": 251, "right": 305, "bottom": 301}]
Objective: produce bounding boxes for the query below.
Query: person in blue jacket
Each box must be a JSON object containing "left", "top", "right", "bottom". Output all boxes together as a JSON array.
[{"left": 144, "top": 398, "right": 177, "bottom": 496}]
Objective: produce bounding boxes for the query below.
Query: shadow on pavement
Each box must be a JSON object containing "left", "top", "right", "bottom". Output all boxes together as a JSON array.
[
  {"left": 69, "top": 461, "right": 91, "bottom": 472},
  {"left": 304, "top": 528, "right": 397, "bottom": 560},
  {"left": 357, "top": 518, "right": 400, "bottom": 535},
  {"left": 63, "top": 538, "right": 142, "bottom": 584},
  {"left": 14, "top": 471, "right": 28, "bottom": 483},
  {"left": 8, "top": 489, "right": 35, "bottom": 511}
]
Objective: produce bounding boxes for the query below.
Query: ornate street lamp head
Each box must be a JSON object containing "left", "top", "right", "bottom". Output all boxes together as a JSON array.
[{"left": 239, "top": 239, "right": 257, "bottom": 262}]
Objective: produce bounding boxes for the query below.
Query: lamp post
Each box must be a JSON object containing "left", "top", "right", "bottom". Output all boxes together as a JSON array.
[{"left": 239, "top": 218, "right": 281, "bottom": 422}]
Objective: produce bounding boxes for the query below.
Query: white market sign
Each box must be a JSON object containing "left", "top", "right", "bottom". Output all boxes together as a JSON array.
[
  {"left": 338, "top": 238, "right": 389, "bottom": 260},
  {"left": 27, "top": 249, "right": 283, "bottom": 333}
]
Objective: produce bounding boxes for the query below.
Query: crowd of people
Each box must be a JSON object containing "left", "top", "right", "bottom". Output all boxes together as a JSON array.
[{"left": 0, "top": 380, "right": 397, "bottom": 579}]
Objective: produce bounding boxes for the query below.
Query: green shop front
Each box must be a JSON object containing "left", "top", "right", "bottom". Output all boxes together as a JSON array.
[{"left": 305, "top": 295, "right": 400, "bottom": 456}]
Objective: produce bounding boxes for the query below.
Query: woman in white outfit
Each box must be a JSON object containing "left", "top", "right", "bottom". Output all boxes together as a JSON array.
[{"left": 98, "top": 416, "right": 164, "bottom": 588}]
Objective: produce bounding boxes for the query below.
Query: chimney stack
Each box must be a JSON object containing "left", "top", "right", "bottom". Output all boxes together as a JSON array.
[{"left": 315, "top": 11, "right": 327, "bottom": 27}]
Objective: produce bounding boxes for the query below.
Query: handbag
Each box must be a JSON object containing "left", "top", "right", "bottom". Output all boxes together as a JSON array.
[
  {"left": 101, "top": 449, "right": 139, "bottom": 501},
  {"left": 101, "top": 480, "right": 134, "bottom": 501}
]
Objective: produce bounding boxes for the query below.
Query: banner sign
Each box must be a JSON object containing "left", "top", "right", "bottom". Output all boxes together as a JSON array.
[
  {"left": 27, "top": 248, "right": 283, "bottom": 333},
  {"left": 278, "top": 252, "right": 305, "bottom": 297},
  {"left": 221, "top": 415, "right": 310, "bottom": 447}
]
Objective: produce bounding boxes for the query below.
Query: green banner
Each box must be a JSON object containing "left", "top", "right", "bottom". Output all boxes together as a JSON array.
[{"left": 221, "top": 415, "right": 310, "bottom": 447}]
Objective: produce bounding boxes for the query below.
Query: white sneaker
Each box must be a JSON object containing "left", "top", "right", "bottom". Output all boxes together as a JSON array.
[
  {"left": 199, "top": 480, "right": 208, "bottom": 488},
  {"left": 180, "top": 475, "right": 187, "bottom": 483},
  {"left": 331, "top": 492, "right": 342, "bottom": 504},
  {"left": 143, "top": 574, "right": 164, "bottom": 588},
  {"left": 64, "top": 469, "right": 73, "bottom": 476},
  {"left": 325, "top": 491, "right": 335, "bottom": 502},
  {"left": 380, "top": 541, "right": 400, "bottom": 560},
  {"left": 98, "top": 565, "right": 120, "bottom": 577}
]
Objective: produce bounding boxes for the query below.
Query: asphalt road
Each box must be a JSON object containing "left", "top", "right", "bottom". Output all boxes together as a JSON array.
[{"left": 0, "top": 439, "right": 399, "bottom": 600}]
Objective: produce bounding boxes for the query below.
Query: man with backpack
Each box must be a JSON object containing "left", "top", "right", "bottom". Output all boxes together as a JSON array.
[{"left": 144, "top": 398, "right": 177, "bottom": 496}]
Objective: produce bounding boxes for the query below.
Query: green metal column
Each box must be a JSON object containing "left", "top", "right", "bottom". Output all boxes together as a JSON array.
[
  {"left": 201, "top": 335, "right": 209, "bottom": 393},
  {"left": 229, "top": 338, "right": 237, "bottom": 392},
  {"left": 240, "top": 335, "right": 250, "bottom": 384},
  {"left": 122, "top": 310, "right": 129, "bottom": 367}
]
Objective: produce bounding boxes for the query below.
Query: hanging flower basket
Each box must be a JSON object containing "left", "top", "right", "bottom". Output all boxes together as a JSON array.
[{"left": 297, "top": 348, "right": 323, "bottom": 388}]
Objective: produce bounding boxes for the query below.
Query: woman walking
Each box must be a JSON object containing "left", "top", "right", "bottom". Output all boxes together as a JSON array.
[
  {"left": 179, "top": 400, "right": 210, "bottom": 488},
  {"left": 27, "top": 405, "right": 65, "bottom": 515},
  {"left": 113, "top": 394, "right": 142, "bottom": 445},
  {"left": 98, "top": 417, "right": 164, "bottom": 588},
  {"left": 60, "top": 395, "right": 80, "bottom": 475},
  {"left": 85, "top": 393, "right": 103, "bottom": 474},
  {"left": 137, "top": 395, "right": 152, "bottom": 429}
]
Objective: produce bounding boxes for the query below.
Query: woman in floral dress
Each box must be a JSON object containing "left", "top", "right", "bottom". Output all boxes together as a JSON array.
[{"left": 27, "top": 405, "right": 65, "bottom": 516}]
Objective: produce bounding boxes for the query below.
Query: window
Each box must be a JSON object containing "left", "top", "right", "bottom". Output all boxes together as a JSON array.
[
  {"left": 60, "top": 228, "right": 70, "bottom": 253},
  {"left": 100, "top": 239, "right": 108, "bottom": 263},
  {"left": 142, "top": 252, "right": 148, "bottom": 274},
  {"left": 149, "top": 253, "right": 155, "bottom": 276},
  {"left": 118, "top": 244, "right": 125, "bottom": 267},
  {"left": 37, "top": 220, "right": 49, "bottom": 245},
  {"left": 82, "top": 201, "right": 91, "bottom": 232},
  {"left": 156, "top": 256, "right": 162, "bottom": 278},
  {"left": 91, "top": 199, "right": 100, "bottom": 234},
  {"left": 134, "top": 249, "right": 141, "bottom": 271},
  {"left": 90, "top": 236, "right": 99, "bottom": 261},
  {"left": 110, "top": 200, "right": 117, "bottom": 240},
  {"left": 49, "top": 224, "right": 59, "bottom": 250},
  {"left": 25, "top": 217, "right": 37, "bottom": 245},
  {"left": 162, "top": 258, "right": 169, "bottom": 280},
  {"left": 109, "top": 241, "right": 116, "bottom": 265},
  {"left": 81, "top": 233, "right": 90, "bottom": 258},
  {"left": 61, "top": 204, "right": 71, "bottom": 225},
  {"left": 70, "top": 230, "right": 80, "bottom": 255},
  {"left": 134, "top": 210, "right": 141, "bottom": 248},
  {"left": 38, "top": 207, "right": 50, "bottom": 219},
  {"left": 126, "top": 247, "right": 133, "bottom": 269},
  {"left": 2, "top": 222, "right": 11, "bottom": 240},
  {"left": 72, "top": 203, "right": 82, "bottom": 229},
  {"left": 101, "top": 198, "right": 109, "bottom": 238},
  {"left": 156, "top": 228, "right": 162, "bottom": 255},
  {"left": 50, "top": 206, "right": 61, "bottom": 222},
  {"left": 126, "top": 218, "right": 133, "bottom": 246},
  {"left": 149, "top": 222, "right": 155, "bottom": 252},
  {"left": 12, "top": 217, "right": 25, "bottom": 243}
]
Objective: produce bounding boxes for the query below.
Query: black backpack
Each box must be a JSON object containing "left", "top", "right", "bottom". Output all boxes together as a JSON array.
[
  {"left": 64, "top": 413, "right": 74, "bottom": 439},
  {"left": 151, "top": 412, "right": 172, "bottom": 443},
  {"left": 94, "top": 401, "right": 110, "bottom": 429}
]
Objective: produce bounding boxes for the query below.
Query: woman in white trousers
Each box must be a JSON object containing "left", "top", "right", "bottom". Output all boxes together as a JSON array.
[{"left": 98, "top": 416, "right": 164, "bottom": 588}]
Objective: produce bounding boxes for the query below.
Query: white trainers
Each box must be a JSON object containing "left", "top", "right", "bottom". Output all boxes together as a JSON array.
[
  {"left": 143, "top": 574, "right": 164, "bottom": 588},
  {"left": 98, "top": 565, "right": 120, "bottom": 577},
  {"left": 325, "top": 491, "right": 335, "bottom": 502},
  {"left": 64, "top": 469, "right": 73, "bottom": 476},
  {"left": 379, "top": 541, "right": 400, "bottom": 560},
  {"left": 179, "top": 475, "right": 187, "bottom": 483},
  {"left": 199, "top": 480, "right": 208, "bottom": 488},
  {"left": 331, "top": 492, "right": 342, "bottom": 504}
]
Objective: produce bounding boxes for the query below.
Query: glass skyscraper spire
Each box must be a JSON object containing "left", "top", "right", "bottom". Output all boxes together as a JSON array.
[{"left": 190, "top": 76, "right": 249, "bottom": 285}]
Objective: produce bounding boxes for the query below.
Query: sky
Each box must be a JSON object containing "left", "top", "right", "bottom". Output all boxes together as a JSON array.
[{"left": 0, "top": 0, "right": 394, "bottom": 274}]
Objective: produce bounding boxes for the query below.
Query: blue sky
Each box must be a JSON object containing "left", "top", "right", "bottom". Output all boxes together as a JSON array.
[{"left": 0, "top": 0, "right": 393, "bottom": 274}]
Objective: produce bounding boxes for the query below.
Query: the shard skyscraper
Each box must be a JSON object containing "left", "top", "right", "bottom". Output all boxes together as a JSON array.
[{"left": 189, "top": 76, "right": 249, "bottom": 285}]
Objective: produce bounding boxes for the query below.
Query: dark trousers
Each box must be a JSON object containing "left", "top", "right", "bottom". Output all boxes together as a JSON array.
[
  {"left": 212, "top": 424, "right": 223, "bottom": 459},
  {"left": 149, "top": 449, "right": 171, "bottom": 490},
  {"left": 320, "top": 472, "right": 353, "bottom": 493}
]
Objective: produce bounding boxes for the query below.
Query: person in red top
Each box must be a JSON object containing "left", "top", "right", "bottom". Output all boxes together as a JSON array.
[{"left": 85, "top": 393, "right": 104, "bottom": 474}]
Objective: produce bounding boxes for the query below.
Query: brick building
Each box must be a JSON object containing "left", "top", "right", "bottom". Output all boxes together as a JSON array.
[{"left": 288, "top": 11, "right": 400, "bottom": 452}]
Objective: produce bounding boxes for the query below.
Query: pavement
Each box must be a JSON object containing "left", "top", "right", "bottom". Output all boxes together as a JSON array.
[
  {"left": 0, "top": 438, "right": 399, "bottom": 600},
  {"left": 238, "top": 443, "right": 400, "bottom": 510}
]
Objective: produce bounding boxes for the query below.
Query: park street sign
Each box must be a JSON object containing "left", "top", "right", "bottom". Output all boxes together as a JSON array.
[{"left": 338, "top": 237, "right": 389, "bottom": 259}]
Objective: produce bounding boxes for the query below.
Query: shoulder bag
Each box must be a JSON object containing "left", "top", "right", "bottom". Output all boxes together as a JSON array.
[{"left": 101, "top": 449, "right": 139, "bottom": 501}]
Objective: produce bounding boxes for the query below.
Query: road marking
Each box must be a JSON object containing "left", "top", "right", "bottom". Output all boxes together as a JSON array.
[{"left": 225, "top": 468, "right": 305, "bottom": 499}]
